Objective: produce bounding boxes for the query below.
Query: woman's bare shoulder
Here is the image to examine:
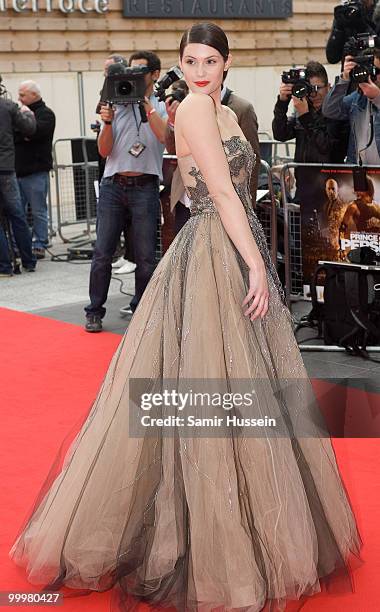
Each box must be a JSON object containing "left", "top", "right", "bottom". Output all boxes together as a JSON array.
[
  {"left": 176, "top": 93, "right": 215, "bottom": 121},
  {"left": 224, "top": 105, "right": 238, "bottom": 123}
]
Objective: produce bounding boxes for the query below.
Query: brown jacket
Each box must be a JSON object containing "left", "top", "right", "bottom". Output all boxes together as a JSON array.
[{"left": 166, "top": 88, "right": 261, "bottom": 212}]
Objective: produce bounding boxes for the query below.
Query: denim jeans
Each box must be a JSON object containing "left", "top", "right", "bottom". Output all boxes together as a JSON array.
[
  {"left": 85, "top": 176, "right": 160, "bottom": 318},
  {"left": 18, "top": 171, "right": 49, "bottom": 249},
  {"left": 0, "top": 172, "right": 36, "bottom": 274}
]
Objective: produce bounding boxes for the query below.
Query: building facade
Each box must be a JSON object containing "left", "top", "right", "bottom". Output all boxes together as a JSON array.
[{"left": 0, "top": 1, "right": 337, "bottom": 139}]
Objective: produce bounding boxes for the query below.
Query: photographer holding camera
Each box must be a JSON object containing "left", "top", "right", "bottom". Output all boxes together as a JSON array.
[
  {"left": 84, "top": 51, "right": 168, "bottom": 332},
  {"left": 322, "top": 45, "right": 380, "bottom": 164},
  {"left": 0, "top": 79, "right": 37, "bottom": 277},
  {"left": 272, "top": 61, "right": 348, "bottom": 201},
  {"left": 326, "top": 1, "right": 378, "bottom": 64}
]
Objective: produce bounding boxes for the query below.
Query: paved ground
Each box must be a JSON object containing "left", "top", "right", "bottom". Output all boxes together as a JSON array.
[{"left": 2, "top": 233, "right": 380, "bottom": 380}]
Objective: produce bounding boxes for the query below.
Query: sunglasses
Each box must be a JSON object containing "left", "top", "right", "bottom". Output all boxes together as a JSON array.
[{"left": 309, "top": 84, "right": 328, "bottom": 94}]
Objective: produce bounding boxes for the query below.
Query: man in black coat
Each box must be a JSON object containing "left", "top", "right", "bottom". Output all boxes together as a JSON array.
[
  {"left": 272, "top": 61, "right": 349, "bottom": 202},
  {"left": 15, "top": 80, "right": 56, "bottom": 259}
]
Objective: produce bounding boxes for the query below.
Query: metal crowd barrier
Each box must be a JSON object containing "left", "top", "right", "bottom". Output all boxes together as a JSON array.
[
  {"left": 256, "top": 159, "right": 278, "bottom": 266},
  {"left": 259, "top": 134, "right": 295, "bottom": 167},
  {"left": 53, "top": 138, "right": 98, "bottom": 243},
  {"left": 279, "top": 161, "right": 380, "bottom": 352}
]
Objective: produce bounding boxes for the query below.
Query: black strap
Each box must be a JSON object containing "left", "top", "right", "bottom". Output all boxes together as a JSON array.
[{"left": 221, "top": 87, "right": 233, "bottom": 106}]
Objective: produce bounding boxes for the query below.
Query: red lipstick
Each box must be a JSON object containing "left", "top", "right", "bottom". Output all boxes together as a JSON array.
[{"left": 194, "top": 81, "right": 210, "bottom": 87}]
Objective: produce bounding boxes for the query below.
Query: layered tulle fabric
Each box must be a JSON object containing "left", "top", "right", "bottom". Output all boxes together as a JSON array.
[{"left": 10, "top": 134, "right": 362, "bottom": 611}]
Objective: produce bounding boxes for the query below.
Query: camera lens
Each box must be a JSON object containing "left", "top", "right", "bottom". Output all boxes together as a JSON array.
[
  {"left": 117, "top": 81, "right": 132, "bottom": 96},
  {"left": 292, "top": 82, "right": 309, "bottom": 99},
  {"left": 351, "top": 65, "right": 370, "bottom": 83}
]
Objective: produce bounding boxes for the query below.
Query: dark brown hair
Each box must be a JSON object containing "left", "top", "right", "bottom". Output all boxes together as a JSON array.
[
  {"left": 179, "top": 22, "right": 230, "bottom": 81},
  {"left": 129, "top": 51, "right": 161, "bottom": 73},
  {"left": 305, "top": 61, "right": 328, "bottom": 86}
]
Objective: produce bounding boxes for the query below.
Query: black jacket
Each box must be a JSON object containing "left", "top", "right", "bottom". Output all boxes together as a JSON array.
[
  {"left": 15, "top": 98, "right": 56, "bottom": 177},
  {"left": 272, "top": 97, "right": 349, "bottom": 165},
  {"left": 0, "top": 98, "right": 35, "bottom": 172},
  {"left": 326, "top": 4, "right": 376, "bottom": 65}
]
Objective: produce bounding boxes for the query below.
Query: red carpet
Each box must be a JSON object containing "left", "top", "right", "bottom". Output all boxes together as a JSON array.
[{"left": 0, "top": 307, "right": 379, "bottom": 611}]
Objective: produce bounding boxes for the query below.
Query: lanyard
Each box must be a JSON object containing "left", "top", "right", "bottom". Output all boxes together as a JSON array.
[{"left": 132, "top": 104, "right": 142, "bottom": 137}]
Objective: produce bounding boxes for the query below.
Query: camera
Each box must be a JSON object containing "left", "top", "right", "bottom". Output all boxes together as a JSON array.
[
  {"left": 344, "top": 33, "right": 380, "bottom": 56},
  {"left": 344, "top": 34, "right": 380, "bottom": 83},
  {"left": 90, "top": 120, "right": 101, "bottom": 133},
  {"left": 154, "top": 66, "right": 183, "bottom": 102},
  {"left": 166, "top": 87, "right": 187, "bottom": 104},
  {"left": 334, "top": 1, "right": 363, "bottom": 24},
  {"left": 350, "top": 54, "right": 380, "bottom": 82},
  {"left": 281, "top": 68, "right": 313, "bottom": 99},
  {"left": 100, "top": 63, "right": 150, "bottom": 105}
]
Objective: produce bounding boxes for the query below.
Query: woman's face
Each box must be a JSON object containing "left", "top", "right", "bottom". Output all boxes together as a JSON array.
[{"left": 179, "top": 42, "right": 231, "bottom": 96}]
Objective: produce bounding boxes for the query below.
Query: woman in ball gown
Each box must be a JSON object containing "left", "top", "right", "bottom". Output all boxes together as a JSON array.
[{"left": 10, "top": 22, "right": 362, "bottom": 612}]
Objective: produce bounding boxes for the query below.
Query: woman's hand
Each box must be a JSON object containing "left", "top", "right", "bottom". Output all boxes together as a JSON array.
[{"left": 242, "top": 262, "right": 269, "bottom": 321}]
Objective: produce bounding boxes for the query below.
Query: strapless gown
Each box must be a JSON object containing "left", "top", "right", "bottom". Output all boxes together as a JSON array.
[{"left": 9, "top": 133, "right": 362, "bottom": 612}]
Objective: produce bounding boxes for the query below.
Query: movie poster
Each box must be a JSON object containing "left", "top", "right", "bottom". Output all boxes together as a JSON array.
[{"left": 297, "top": 166, "right": 380, "bottom": 296}]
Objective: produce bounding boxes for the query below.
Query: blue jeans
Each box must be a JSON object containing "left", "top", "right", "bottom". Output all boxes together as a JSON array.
[
  {"left": 18, "top": 172, "right": 49, "bottom": 249},
  {"left": 0, "top": 172, "right": 36, "bottom": 274},
  {"left": 85, "top": 176, "right": 160, "bottom": 318}
]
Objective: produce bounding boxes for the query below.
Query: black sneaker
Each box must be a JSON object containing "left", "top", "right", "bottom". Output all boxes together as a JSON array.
[
  {"left": 23, "top": 266, "right": 36, "bottom": 272},
  {"left": 32, "top": 248, "right": 46, "bottom": 260},
  {"left": 85, "top": 314, "right": 103, "bottom": 333}
]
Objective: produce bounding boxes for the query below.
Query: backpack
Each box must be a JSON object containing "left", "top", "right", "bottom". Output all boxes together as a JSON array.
[{"left": 310, "top": 262, "right": 380, "bottom": 356}]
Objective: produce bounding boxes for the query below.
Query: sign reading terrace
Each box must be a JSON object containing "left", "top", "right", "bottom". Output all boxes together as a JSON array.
[
  {"left": 0, "top": 0, "right": 108, "bottom": 12},
  {"left": 123, "top": 0, "right": 292, "bottom": 19}
]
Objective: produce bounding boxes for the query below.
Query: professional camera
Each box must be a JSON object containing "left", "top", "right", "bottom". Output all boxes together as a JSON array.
[
  {"left": 334, "top": 1, "right": 363, "bottom": 25},
  {"left": 344, "top": 32, "right": 380, "bottom": 56},
  {"left": 154, "top": 66, "right": 183, "bottom": 102},
  {"left": 166, "top": 87, "right": 187, "bottom": 104},
  {"left": 100, "top": 63, "right": 150, "bottom": 105},
  {"left": 351, "top": 54, "right": 380, "bottom": 82},
  {"left": 343, "top": 34, "right": 380, "bottom": 82},
  {"left": 281, "top": 68, "right": 313, "bottom": 99}
]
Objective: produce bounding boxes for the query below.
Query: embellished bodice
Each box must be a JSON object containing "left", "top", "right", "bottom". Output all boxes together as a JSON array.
[
  {"left": 177, "top": 135, "right": 256, "bottom": 216},
  {"left": 176, "top": 133, "right": 286, "bottom": 304}
]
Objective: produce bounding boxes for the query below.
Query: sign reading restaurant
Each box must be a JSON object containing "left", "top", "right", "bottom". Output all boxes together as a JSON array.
[{"left": 124, "top": 0, "right": 292, "bottom": 19}]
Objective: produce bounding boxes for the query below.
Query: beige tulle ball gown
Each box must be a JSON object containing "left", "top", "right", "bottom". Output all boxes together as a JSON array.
[{"left": 10, "top": 112, "right": 362, "bottom": 612}]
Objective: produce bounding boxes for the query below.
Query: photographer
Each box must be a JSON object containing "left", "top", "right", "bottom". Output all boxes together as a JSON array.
[
  {"left": 272, "top": 61, "right": 348, "bottom": 200},
  {"left": 322, "top": 48, "right": 380, "bottom": 164},
  {"left": 0, "top": 83, "right": 37, "bottom": 277},
  {"left": 93, "top": 55, "right": 136, "bottom": 276},
  {"left": 84, "top": 51, "right": 167, "bottom": 332},
  {"left": 165, "top": 82, "right": 261, "bottom": 234},
  {"left": 326, "top": 0, "right": 377, "bottom": 64}
]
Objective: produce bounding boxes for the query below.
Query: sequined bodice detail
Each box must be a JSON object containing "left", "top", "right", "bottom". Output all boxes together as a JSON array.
[{"left": 178, "top": 135, "right": 256, "bottom": 216}]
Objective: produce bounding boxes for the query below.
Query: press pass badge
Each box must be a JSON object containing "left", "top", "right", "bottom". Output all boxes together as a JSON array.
[{"left": 129, "top": 142, "right": 146, "bottom": 158}]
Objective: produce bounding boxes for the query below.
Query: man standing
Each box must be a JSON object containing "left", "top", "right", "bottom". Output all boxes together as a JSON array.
[
  {"left": 15, "top": 80, "right": 56, "bottom": 259},
  {"left": 85, "top": 51, "right": 167, "bottom": 332},
  {"left": 323, "top": 49, "right": 380, "bottom": 165},
  {"left": 0, "top": 86, "right": 36, "bottom": 277}
]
